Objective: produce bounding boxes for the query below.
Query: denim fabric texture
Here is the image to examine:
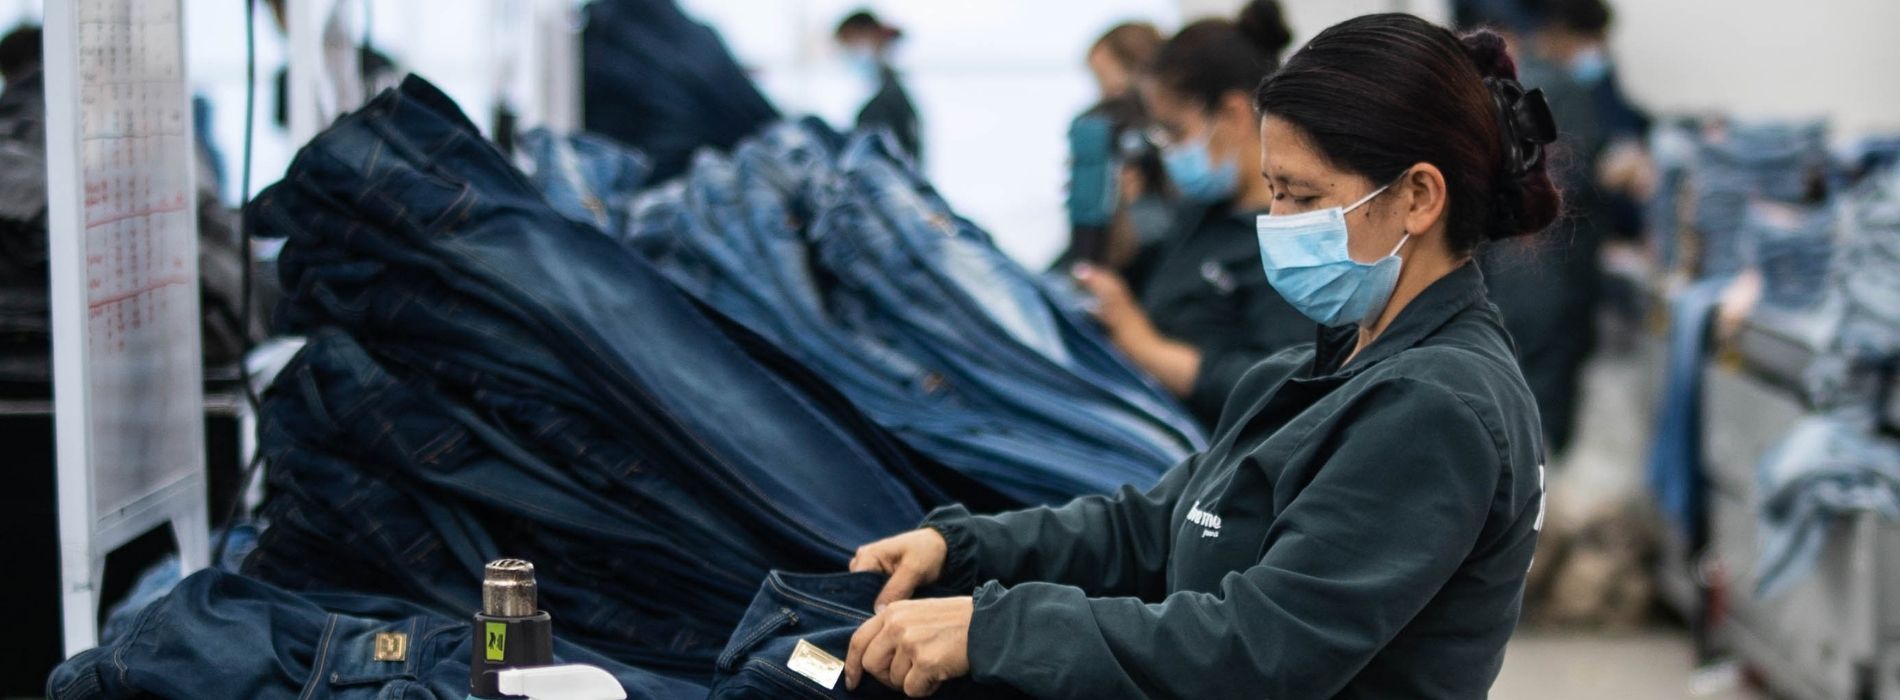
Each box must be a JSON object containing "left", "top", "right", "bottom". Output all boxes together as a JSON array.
[
  {"left": 581, "top": 0, "right": 777, "bottom": 180},
  {"left": 709, "top": 572, "right": 1027, "bottom": 699},
  {"left": 536, "top": 117, "right": 1207, "bottom": 505},
  {"left": 1646, "top": 277, "right": 1734, "bottom": 541},
  {"left": 1754, "top": 415, "right": 1900, "bottom": 597},
  {"left": 50, "top": 570, "right": 708, "bottom": 700}
]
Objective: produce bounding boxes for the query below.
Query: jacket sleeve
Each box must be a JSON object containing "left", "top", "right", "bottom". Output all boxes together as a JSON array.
[
  {"left": 965, "top": 379, "right": 1504, "bottom": 699},
  {"left": 922, "top": 453, "right": 1198, "bottom": 601}
]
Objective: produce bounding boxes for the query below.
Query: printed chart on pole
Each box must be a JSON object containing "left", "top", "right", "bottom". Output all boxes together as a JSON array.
[{"left": 75, "top": 0, "right": 202, "bottom": 517}]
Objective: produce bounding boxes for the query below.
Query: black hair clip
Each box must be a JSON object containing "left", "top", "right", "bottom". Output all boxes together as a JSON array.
[{"left": 1484, "top": 77, "right": 1558, "bottom": 176}]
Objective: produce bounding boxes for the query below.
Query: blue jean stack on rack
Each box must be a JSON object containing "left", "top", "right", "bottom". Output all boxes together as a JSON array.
[
  {"left": 1646, "top": 120, "right": 1834, "bottom": 545},
  {"left": 1752, "top": 163, "right": 1900, "bottom": 597},
  {"left": 520, "top": 120, "right": 1205, "bottom": 507},
  {"left": 1684, "top": 120, "right": 1831, "bottom": 279}
]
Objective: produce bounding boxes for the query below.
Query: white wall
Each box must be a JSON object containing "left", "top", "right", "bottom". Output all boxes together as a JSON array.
[
  {"left": 1608, "top": 0, "right": 1900, "bottom": 140},
  {"left": 186, "top": 1, "right": 549, "bottom": 205},
  {"left": 1177, "top": 0, "right": 1450, "bottom": 45},
  {"left": 1183, "top": 0, "right": 1900, "bottom": 142}
]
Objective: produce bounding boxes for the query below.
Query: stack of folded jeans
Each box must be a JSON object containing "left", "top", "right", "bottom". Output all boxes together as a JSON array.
[
  {"left": 1834, "top": 168, "right": 1900, "bottom": 362},
  {"left": 581, "top": 0, "right": 778, "bottom": 181},
  {"left": 527, "top": 120, "right": 1207, "bottom": 505},
  {"left": 1801, "top": 165, "right": 1900, "bottom": 414},
  {"left": 1741, "top": 201, "right": 1836, "bottom": 311},
  {"left": 1687, "top": 120, "right": 1830, "bottom": 278},
  {"left": 48, "top": 570, "right": 710, "bottom": 699},
  {"left": 242, "top": 76, "right": 938, "bottom": 675}
]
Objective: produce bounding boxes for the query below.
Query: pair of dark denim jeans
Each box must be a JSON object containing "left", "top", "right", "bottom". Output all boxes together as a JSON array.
[
  {"left": 49, "top": 570, "right": 709, "bottom": 699},
  {"left": 709, "top": 572, "right": 1026, "bottom": 699}
]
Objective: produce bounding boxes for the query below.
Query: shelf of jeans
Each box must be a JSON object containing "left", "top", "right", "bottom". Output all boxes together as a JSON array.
[{"left": 1711, "top": 487, "right": 1900, "bottom": 700}]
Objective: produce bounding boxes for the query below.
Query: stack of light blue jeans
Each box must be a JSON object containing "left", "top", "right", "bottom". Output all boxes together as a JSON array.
[
  {"left": 530, "top": 120, "right": 1207, "bottom": 505},
  {"left": 1753, "top": 415, "right": 1900, "bottom": 598},
  {"left": 1688, "top": 120, "right": 1830, "bottom": 278},
  {"left": 1741, "top": 201, "right": 1837, "bottom": 311},
  {"left": 1834, "top": 169, "right": 1900, "bottom": 362},
  {"left": 242, "top": 76, "right": 936, "bottom": 676}
]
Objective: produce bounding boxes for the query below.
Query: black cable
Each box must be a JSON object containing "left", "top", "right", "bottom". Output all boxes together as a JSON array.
[{"left": 213, "top": 0, "right": 262, "bottom": 567}]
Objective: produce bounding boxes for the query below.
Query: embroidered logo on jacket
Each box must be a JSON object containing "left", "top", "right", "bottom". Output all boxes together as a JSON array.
[{"left": 1188, "top": 500, "right": 1223, "bottom": 538}]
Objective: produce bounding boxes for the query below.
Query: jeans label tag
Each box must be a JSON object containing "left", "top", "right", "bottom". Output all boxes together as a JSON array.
[
  {"left": 373, "top": 632, "right": 408, "bottom": 662},
  {"left": 787, "top": 639, "right": 845, "bottom": 689}
]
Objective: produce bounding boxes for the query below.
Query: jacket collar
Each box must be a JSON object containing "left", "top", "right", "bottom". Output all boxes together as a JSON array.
[{"left": 1310, "top": 262, "right": 1489, "bottom": 378}]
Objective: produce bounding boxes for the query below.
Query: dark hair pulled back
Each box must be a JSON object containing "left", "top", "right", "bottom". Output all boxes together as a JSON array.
[
  {"left": 1254, "top": 14, "right": 1561, "bottom": 254},
  {"left": 1148, "top": 0, "right": 1291, "bottom": 110}
]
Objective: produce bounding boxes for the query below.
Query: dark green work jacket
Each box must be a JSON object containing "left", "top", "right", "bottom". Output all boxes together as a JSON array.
[{"left": 927, "top": 263, "right": 1546, "bottom": 699}]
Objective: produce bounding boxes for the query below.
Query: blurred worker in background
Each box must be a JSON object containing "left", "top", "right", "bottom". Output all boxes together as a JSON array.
[
  {"left": 1072, "top": 0, "right": 1303, "bottom": 428},
  {"left": 0, "top": 23, "right": 36, "bottom": 93},
  {"left": 1055, "top": 22, "right": 1170, "bottom": 272},
  {"left": 836, "top": 9, "right": 921, "bottom": 163},
  {"left": 1478, "top": 0, "right": 1650, "bottom": 458}
]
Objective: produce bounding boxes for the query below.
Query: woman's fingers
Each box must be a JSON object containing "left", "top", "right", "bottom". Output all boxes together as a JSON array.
[
  {"left": 844, "top": 613, "right": 885, "bottom": 690},
  {"left": 874, "top": 567, "right": 924, "bottom": 612},
  {"left": 903, "top": 667, "right": 943, "bottom": 698}
]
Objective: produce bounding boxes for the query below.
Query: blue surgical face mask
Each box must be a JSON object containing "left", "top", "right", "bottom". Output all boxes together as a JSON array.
[
  {"left": 1161, "top": 129, "right": 1239, "bottom": 204},
  {"left": 1255, "top": 180, "right": 1411, "bottom": 327},
  {"left": 842, "top": 45, "right": 882, "bottom": 84},
  {"left": 1568, "top": 46, "right": 1608, "bottom": 85}
]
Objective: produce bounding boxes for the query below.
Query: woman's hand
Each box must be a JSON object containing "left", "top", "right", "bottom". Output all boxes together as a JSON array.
[
  {"left": 1073, "top": 263, "right": 1202, "bottom": 397},
  {"left": 844, "top": 596, "right": 974, "bottom": 697},
  {"left": 850, "top": 528, "right": 949, "bottom": 612},
  {"left": 1072, "top": 263, "right": 1155, "bottom": 344}
]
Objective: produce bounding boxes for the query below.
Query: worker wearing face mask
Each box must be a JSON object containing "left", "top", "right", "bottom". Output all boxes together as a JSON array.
[
  {"left": 843, "top": 13, "right": 1557, "bottom": 698},
  {"left": 1071, "top": 0, "right": 1305, "bottom": 429},
  {"left": 835, "top": 9, "right": 921, "bottom": 164}
]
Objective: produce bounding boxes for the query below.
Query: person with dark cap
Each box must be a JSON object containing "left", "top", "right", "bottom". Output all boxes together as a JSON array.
[{"left": 835, "top": 9, "right": 922, "bottom": 163}]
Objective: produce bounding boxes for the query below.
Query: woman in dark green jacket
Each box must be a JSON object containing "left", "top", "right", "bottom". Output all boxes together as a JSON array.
[{"left": 841, "top": 14, "right": 1560, "bottom": 700}]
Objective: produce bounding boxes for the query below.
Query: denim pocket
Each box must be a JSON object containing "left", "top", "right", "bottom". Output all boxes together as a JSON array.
[{"left": 716, "top": 607, "right": 800, "bottom": 673}]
